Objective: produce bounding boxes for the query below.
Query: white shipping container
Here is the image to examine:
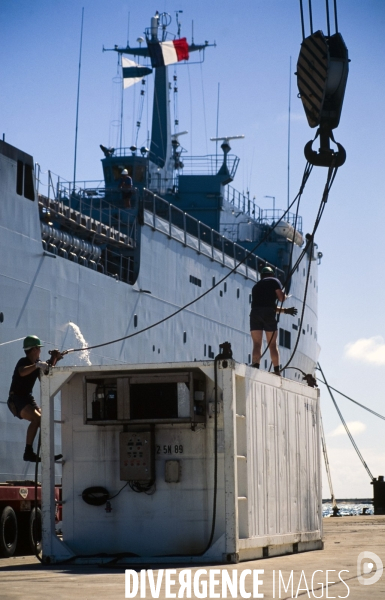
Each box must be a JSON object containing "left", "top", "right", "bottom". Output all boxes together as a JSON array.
[{"left": 40, "top": 360, "right": 322, "bottom": 564}]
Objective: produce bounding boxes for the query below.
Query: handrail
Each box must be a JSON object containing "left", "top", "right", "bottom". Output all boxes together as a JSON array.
[{"left": 142, "top": 188, "right": 284, "bottom": 280}]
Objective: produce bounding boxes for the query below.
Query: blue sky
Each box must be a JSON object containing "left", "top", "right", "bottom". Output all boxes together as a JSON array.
[{"left": 1, "top": 0, "right": 385, "bottom": 498}]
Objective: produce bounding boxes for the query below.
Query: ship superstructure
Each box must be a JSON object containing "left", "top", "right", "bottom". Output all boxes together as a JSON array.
[{"left": 0, "top": 13, "right": 320, "bottom": 482}]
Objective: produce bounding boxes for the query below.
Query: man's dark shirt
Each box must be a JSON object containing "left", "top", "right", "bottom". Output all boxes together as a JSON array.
[
  {"left": 9, "top": 357, "right": 39, "bottom": 396},
  {"left": 251, "top": 277, "right": 282, "bottom": 309},
  {"left": 119, "top": 175, "right": 132, "bottom": 189}
]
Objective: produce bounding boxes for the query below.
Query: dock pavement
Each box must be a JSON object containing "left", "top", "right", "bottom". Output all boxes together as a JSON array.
[{"left": 1, "top": 516, "right": 384, "bottom": 599}]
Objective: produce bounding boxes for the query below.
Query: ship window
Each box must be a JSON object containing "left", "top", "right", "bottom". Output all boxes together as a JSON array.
[
  {"left": 134, "top": 314, "right": 138, "bottom": 327},
  {"left": 224, "top": 282, "right": 227, "bottom": 293},
  {"left": 183, "top": 331, "right": 187, "bottom": 344},
  {"left": 134, "top": 164, "right": 146, "bottom": 183},
  {"left": 237, "top": 288, "right": 240, "bottom": 298},
  {"left": 16, "top": 161, "right": 35, "bottom": 201},
  {"left": 303, "top": 268, "right": 305, "bottom": 276},
  {"left": 212, "top": 277, "right": 216, "bottom": 287},
  {"left": 204, "top": 344, "right": 206, "bottom": 357},
  {"left": 24, "top": 164, "right": 35, "bottom": 200},
  {"left": 264, "top": 360, "right": 267, "bottom": 369},
  {"left": 310, "top": 276, "right": 312, "bottom": 283},
  {"left": 248, "top": 354, "right": 251, "bottom": 363},
  {"left": 292, "top": 324, "right": 298, "bottom": 330},
  {"left": 190, "top": 275, "right": 202, "bottom": 287},
  {"left": 279, "top": 328, "right": 291, "bottom": 349},
  {"left": 16, "top": 160, "right": 23, "bottom": 196},
  {"left": 153, "top": 345, "right": 155, "bottom": 352},
  {"left": 220, "top": 290, "right": 223, "bottom": 297}
]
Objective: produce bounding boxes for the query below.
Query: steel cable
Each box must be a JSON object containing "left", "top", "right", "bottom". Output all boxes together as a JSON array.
[
  {"left": 318, "top": 363, "right": 374, "bottom": 481},
  {"left": 317, "top": 376, "right": 385, "bottom": 422}
]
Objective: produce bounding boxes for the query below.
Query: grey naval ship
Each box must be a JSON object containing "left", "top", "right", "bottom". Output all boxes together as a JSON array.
[{"left": 0, "top": 12, "right": 320, "bottom": 482}]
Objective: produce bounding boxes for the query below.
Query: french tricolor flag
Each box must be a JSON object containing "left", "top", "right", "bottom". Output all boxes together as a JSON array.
[{"left": 148, "top": 37, "right": 189, "bottom": 68}]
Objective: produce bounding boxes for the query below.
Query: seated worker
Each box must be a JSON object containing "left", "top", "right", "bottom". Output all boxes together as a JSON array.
[
  {"left": 250, "top": 266, "right": 297, "bottom": 375},
  {"left": 119, "top": 168, "right": 133, "bottom": 208},
  {"left": 7, "top": 335, "right": 62, "bottom": 463}
]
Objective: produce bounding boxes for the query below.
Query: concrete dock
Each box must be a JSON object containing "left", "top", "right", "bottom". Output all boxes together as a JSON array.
[{"left": 1, "top": 516, "right": 384, "bottom": 599}]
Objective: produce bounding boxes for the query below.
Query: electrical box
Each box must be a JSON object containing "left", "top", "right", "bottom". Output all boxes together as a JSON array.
[
  {"left": 119, "top": 431, "right": 153, "bottom": 481},
  {"left": 165, "top": 460, "right": 181, "bottom": 483}
]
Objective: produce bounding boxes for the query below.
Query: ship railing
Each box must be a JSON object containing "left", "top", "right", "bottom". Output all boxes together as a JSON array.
[
  {"left": 224, "top": 185, "right": 263, "bottom": 220},
  {"left": 142, "top": 188, "right": 284, "bottom": 281},
  {"left": 177, "top": 154, "right": 240, "bottom": 178},
  {"left": 36, "top": 169, "right": 137, "bottom": 247},
  {"left": 259, "top": 208, "right": 303, "bottom": 232}
]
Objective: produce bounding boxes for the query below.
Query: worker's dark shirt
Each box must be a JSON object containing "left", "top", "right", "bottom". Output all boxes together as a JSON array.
[
  {"left": 251, "top": 277, "right": 282, "bottom": 309},
  {"left": 119, "top": 175, "right": 132, "bottom": 190},
  {"left": 9, "top": 357, "right": 39, "bottom": 396}
]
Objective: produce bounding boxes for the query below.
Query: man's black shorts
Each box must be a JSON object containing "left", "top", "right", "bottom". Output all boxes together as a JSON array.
[
  {"left": 7, "top": 394, "right": 39, "bottom": 419},
  {"left": 250, "top": 307, "right": 277, "bottom": 332}
]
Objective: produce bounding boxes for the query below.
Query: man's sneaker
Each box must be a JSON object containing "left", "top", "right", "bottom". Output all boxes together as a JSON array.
[{"left": 23, "top": 449, "right": 41, "bottom": 462}]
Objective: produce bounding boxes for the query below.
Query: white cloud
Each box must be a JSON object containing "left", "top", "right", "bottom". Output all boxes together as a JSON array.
[
  {"left": 328, "top": 421, "right": 366, "bottom": 437},
  {"left": 344, "top": 336, "right": 385, "bottom": 365}
]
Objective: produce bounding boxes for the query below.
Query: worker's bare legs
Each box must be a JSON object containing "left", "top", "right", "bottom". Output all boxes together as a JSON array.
[
  {"left": 251, "top": 330, "right": 263, "bottom": 365},
  {"left": 265, "top": 330, "right": 280, "bottom": 368},
  {"left": 20, "top": 404, "right": 41, "bottom": 446}
]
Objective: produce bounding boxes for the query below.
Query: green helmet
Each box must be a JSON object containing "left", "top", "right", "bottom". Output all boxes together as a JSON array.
[
  {"left": 23, "top": 335, "right": 44, "bottom": 350},
  {"left": 261, "top": 266, "right": 274, "bottom": 275}
]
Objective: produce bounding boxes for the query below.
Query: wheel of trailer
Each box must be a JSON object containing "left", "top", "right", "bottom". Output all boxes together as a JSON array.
[
  {"left": 16, "top": 508, "right": 42, "bottom": 555},
  {"left": 0, "top": 506, "right": 18, "bottom": 557},
  {"left": 28, "top": 508, "right": 42, "bottom": 555}
]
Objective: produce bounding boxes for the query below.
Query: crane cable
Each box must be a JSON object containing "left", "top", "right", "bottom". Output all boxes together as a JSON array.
[
  {"left": 280, "top": 159, "right": 339, "bottom": 371},
  {"left": 63, "top": 161, "right": 314, "bottom": 355},
  {"left": 262, "top": 158, "right": 338, "bottom": 370},
  {"left": 317, "top": 362, "right": 374, "bottom": 481}
]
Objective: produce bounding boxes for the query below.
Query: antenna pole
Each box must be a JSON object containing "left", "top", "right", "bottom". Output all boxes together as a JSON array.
[
  {"left": 287, "top": 56, "right": 292, "bottom": 210},
  {"left": 120, "top": 54, "right": 124, "bottom": 149},
  {"left": 73, "top": 7, "right": 84, "bottom": 191},
  {"left": 216, "top": 83, "right": 220, "bottom": 169}
]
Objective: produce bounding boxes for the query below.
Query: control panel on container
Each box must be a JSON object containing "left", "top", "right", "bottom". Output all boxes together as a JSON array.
[{"left": 83, "top": 370, "right": 206, "bottom": 425}]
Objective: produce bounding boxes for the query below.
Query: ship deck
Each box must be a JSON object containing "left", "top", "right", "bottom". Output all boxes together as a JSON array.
[{"left": 0, "top": 516, "right": 384, "bottom": 599}]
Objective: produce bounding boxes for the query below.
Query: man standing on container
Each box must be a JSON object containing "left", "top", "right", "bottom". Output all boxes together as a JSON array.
[
  {"left": 7, "top": 335, "right": 62, "bottom": 463},
  {"left": 250, "top": 266, "right": 297, "bottom": 375}
]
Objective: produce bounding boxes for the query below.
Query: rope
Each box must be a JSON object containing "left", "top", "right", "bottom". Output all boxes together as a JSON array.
[
  {"left": 317, "top": 363, "right": 374, "bottom": 481},
  {"left": 280, "top": 160, "right": 339, "bottom": 371},
  {"left": 299, "top": 0, "right": 306, "bottom": 40},
  {"left": 317, "top": 377, "right": 385, "bottom": 422},
  {"left": 65, "top": 162, "right": 313, "bottom": 355},
  {"left": 320, "top": 411, "right": 338, "bottom": 508},
  {"left": 0, "top": 337, "right": 25, "bottom": 347}
]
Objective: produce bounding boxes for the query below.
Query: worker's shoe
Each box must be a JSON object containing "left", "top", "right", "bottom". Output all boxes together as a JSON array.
[
  {"left": 23, "top": 448, "right": 41, "bottom": 462},
  {"left": 23, "top": 448, "right": 63, "bottom": 462}
]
